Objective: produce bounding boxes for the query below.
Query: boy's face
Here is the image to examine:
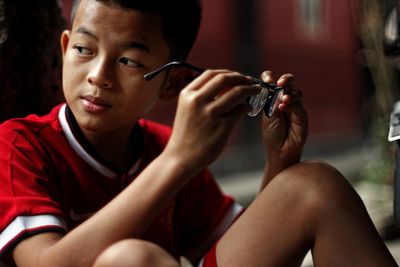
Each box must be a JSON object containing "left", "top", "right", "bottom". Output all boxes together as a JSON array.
[{"left": 61, "top": 0, "right": 172, "bottom": 134}]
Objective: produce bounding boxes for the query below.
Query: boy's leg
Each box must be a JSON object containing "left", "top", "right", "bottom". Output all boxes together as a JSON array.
[
  {"left": 215, "top": 161, "right": 397, "bottom": 267},
  {"left": 93, "top": 239, "right": 180, "bottom": 267}
]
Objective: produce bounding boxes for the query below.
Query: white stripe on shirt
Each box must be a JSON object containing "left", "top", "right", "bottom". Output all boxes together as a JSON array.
[{"left": 0, "top": 215, "right": 67, "bottom": 254}]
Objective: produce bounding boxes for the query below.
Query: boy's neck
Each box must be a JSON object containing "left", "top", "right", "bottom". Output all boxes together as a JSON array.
[
  {"left": 83, "top": 123, "right": 144, "bottom": 173},
  {"left": 82, "top": 127, "right": 136, "bottom": 168},
  {"left": 65, "top": 106, "right": 141, "bottom": 172}
]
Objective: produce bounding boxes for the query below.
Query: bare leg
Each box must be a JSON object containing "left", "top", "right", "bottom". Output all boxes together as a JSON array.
[
  {"left": 216, "top": 161, "right": 397, "bottom": 267},
  {"left": 93, "top": 239, "right": 180, "bottom": 267}
]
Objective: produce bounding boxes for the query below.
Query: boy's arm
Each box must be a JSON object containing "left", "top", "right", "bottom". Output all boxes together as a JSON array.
[
  {"left": 12, "top": 70, "right": 261, "bottom": 267},
  {"left": 13, "top": 152, "right": 192, "bottom": 267},
  {"left": 259, "top": 71, "right": 308, "bottom": 189}
]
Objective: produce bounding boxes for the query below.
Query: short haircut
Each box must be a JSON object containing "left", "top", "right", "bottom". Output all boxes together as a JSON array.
[{"left": 71, "top": 0, "right": 202, "bottom": 61}]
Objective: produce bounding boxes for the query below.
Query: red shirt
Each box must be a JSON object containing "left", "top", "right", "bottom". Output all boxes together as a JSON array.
[{"left": 0, "top": 104, "right": 242, "bottom": 264}]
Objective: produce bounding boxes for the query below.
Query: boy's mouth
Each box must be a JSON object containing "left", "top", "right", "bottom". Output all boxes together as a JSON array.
[{"left": 80, "top": 96, "right": 112, "bottom": 113}]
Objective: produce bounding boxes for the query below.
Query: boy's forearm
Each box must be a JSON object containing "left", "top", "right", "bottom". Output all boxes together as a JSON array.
[{"left": 15, "top": 153, "right": 194, "bottom": 267}]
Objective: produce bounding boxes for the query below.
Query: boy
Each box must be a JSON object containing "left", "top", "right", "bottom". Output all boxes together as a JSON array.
[{"left": 0, "top": 0, "right": 397, "bottom": 266}]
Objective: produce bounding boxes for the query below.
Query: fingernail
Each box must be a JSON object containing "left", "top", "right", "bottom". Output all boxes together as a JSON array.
[{"left": 262, "top": 71, "right": 272, "bottom": 79}]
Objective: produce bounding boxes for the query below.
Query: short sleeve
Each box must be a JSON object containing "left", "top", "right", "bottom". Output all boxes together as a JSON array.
[
  {"left": 176, "top": 169, "right": 243, "bottom": 261},
  {"left": 0, "top": 124, "right": 66, "bottom": 259}
]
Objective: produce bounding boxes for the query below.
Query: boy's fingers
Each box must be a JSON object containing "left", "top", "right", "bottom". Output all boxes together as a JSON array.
[
  {"left": 209, "top": 84, "right": 262, "bottom": 115},
  {"left": 279, "top": 100, "right": 307, "bottom": 117},
  {"left": 186, "top": 70, "right": 253, "bottom": 101},
  {"left": 277, "top": 73, "right": 295, "bottom": 90},
  {"left": 278, "top": 89, "right": 305, "bottom": 115},
  {"left": 183, "top": 69, "right": 228, "bottom": 92},
  {"left": 282, "top": 89, "right": 303, "bottom": 104},
  {"left": 261, "top": 72, "right": 295, "bottom": 90}
]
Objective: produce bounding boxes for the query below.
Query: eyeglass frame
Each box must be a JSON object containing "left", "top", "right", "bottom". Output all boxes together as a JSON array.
[{"left": 143, "top": 61, "right": 284, "bottom": 118}]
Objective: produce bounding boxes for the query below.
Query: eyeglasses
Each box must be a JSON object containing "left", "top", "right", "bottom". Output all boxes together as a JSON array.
[{"left": 144, "top": 61, "right": 284, "bottom": 118}]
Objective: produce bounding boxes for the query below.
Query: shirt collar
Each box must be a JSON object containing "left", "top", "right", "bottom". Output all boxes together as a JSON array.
[{"left": 58, "top": 104, "right": 141, "bottom": 177}]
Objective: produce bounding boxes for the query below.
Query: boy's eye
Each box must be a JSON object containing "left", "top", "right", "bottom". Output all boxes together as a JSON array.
[
  {"left": 119, "top": 57, "right": 141, "bottom": 68},
  {"left": 73, "top": 45, "right": 92, "bottom": 55}
]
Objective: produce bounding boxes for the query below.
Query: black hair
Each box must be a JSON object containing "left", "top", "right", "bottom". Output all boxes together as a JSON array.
[{"left": 71, "top": 0, "right": 202, "bottom": 61}]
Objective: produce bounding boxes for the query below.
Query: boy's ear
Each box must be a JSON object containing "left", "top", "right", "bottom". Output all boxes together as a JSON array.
[
  {"left": 160, "top": 68, "right": 198, "bottom": 100},
  {"left": 60, "top": 30, "right": 71, "bottom": 59}
]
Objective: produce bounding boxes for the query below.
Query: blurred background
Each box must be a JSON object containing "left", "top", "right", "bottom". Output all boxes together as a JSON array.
[
  {"left": 32, "top": 0, "right": 399, "bottom": 184},
  {"left": 2, "top": 0, "right": 400, "bottom": 264},
  {"left": 143, "top": 0, "right": 399, "bottom": 186}
]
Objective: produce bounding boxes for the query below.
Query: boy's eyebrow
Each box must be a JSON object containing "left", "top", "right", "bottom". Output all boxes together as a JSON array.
[
  {"left": 74, "top": 26, "right": 150, "bottom": 53},
  {"left": 75, "top": 26, "right": 98, "bottom": 40},
  {"left": 123, "top": 41, "right": 150, "bottom": 53}
]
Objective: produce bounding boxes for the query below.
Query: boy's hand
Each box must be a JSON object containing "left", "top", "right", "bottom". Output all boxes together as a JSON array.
[
  {"left": 260, "top": 71, "right": 308, "bottom": 180},
  {"left": 164, "top": 70, "right": 262, "bottom": 174}
]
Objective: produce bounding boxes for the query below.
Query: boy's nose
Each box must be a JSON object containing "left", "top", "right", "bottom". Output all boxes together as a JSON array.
[{"left": 87, "top": 58, "right": 113, "bottom": 89}]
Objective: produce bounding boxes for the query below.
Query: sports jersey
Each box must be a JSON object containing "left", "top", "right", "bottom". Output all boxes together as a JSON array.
[{"left": 0, "top": 103, "right": 242, "bottom": 265}]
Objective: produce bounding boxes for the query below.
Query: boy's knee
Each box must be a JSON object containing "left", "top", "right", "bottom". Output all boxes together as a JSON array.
[
  {"left": 93, "top": 239, "right": 179, "bottom": 267},
  {"left": 270, "top": 161, "right": 364, "bottom": 214}
]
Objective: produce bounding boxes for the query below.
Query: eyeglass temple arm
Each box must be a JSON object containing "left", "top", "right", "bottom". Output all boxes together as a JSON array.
[
  {"left": 144, "top": 61, "right": 205, "bottom": 81},
  {"left": 144, "top": 61, "right": 284, "bottom": 92}
]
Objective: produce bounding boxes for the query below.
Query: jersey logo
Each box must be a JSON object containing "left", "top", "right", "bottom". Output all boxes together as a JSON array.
[{"left": 70, "top": 208, "right": 95, "bottom": 221}]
